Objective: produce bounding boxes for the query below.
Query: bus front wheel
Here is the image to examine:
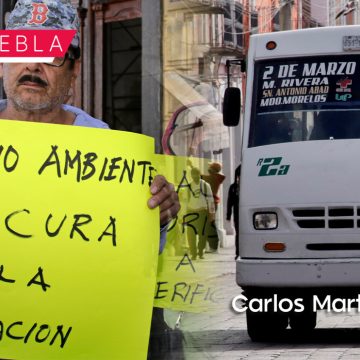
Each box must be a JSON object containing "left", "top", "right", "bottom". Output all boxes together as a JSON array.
[
  {"left": 289, "top": 308, "right": 317, "bottom": 332},
  {"left": 246, "top": 307, "right": 288, "bottom": 341}
]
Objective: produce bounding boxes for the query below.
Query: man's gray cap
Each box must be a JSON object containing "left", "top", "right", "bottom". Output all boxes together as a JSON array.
[{"left": 6, "top": 0, "right": 80, "bottom": 48}]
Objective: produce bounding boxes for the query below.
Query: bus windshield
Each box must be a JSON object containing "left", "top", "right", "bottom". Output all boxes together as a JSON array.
[{"left": 249, "top": 54, "right": 360, "bottom": 147}]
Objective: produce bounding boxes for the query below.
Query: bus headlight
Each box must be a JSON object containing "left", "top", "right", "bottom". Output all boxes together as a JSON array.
[{"left": 253, "top": 212, "right": 278, "bottom": 230}]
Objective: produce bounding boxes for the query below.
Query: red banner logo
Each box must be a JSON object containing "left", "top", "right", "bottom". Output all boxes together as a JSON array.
[{"left": 0, "top": 30, "right": 76, "bottom": 63}]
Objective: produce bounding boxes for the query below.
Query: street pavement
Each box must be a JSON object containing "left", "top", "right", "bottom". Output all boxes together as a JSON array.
[{"left": 164, "top": 240, "right": 360, "bottom": 360}]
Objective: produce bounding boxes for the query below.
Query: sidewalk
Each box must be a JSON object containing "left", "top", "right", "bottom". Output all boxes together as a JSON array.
[{"left": 164, "top": 239, "right": 242, "bottom": 357}]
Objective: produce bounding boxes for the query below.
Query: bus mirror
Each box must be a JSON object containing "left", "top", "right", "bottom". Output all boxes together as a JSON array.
[{"left": 223, "top": 87, "right": 241, "bottom": 127}]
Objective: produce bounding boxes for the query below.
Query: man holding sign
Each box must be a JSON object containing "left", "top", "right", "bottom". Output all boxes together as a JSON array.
[
  {"left": 0, "top": 0, "right": 179, "bottom": 227},
  {"left": 0, "top": 1, "right": 180, "bottom": 359}
]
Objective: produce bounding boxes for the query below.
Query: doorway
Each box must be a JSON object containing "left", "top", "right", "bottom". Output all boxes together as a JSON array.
[{"left": 104, "top": 18, "right": 142, "bottom": 133}]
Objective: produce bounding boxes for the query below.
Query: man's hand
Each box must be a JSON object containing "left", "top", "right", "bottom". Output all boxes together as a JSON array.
[{"left": 148, "top": 175, "right": 180, "bottom": 226}]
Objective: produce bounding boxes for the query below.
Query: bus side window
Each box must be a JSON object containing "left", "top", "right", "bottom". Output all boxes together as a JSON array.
[
  {"left": 310, "top": 111, "right": 360, "bottom": 140},
  {"left": 289, "top": 118, "right": 303, "bottom": 141},
  {"left": 310, "top": 113, "right": 329, "bottom": 140},
  {"left": 254, "top": 114, "right": 292, "bottom": 146},
  {"left": 345, "top": 111, "right": 360, "bottom": 138}
]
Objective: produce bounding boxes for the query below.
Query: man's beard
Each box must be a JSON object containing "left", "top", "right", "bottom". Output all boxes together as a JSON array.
[{"left": 11, "top": 92, "right": 63, "bottom": 113}]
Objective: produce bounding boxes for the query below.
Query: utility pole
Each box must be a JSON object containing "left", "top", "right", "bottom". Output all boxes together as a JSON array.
[
  {"left": 298, "top": 0, "right": 303, "bottom": 28},
  {"left": 279, "top": 0, "right": 292, "bottom": 30}
]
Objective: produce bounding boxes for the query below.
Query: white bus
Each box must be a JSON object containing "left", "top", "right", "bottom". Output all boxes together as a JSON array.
[{"left": 224, "top": 25, "right": 360, "bottom": 340}]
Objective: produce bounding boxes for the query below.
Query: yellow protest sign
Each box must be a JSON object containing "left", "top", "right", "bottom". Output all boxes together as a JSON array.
[
  {"left": 153, "top": 155, "right": 220, "bottom": 312},
  {"left": 0, "top": 120, "right": 159, "bottom": 360}
]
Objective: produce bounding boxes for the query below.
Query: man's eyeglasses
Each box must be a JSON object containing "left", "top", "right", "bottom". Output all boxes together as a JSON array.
[{"left": 44, "top": 52, "right": 76, "bottom": 67}]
